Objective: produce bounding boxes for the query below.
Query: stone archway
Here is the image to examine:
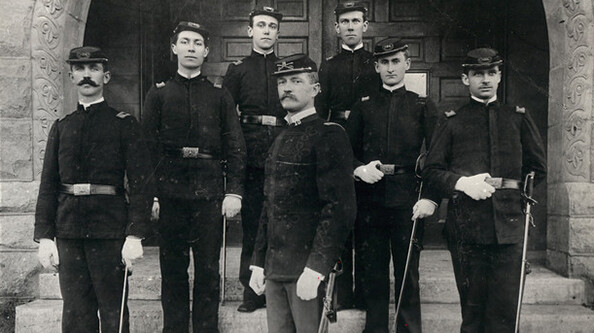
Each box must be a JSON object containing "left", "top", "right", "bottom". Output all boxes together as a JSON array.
[{"left": 542, "top": 0, "right": 594, "bottom": 296}]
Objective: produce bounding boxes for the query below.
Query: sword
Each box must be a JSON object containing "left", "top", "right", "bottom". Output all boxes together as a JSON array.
[
  {"left": 118, "top": 264, "right": 128, "bottom": 333},
  {"left": 318, "top": 262, "right": 342, "bottom": 333},
  {"left": 515, "top": 171, "right": 537, "bottom": 333}
]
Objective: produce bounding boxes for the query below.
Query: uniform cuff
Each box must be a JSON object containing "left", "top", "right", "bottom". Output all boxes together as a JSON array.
[
  {"left": 225, "top": 193, "right": 242, "bottom": 200},
  {"left": 304, "top": 267, "right": 325, "bottom": 281}
]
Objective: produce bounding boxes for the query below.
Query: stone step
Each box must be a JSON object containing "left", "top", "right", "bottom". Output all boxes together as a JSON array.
[
  {"left": 38, "top": 248, "right": 586, "bottom": 305},
  {"left": 15, "top": 300, "right": 594, "bottom": 333}
]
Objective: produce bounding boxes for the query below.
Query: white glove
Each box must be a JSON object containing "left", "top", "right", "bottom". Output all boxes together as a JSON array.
[
  {"left": 354, "top": 160, "right": 384, "bottom": 184},
  {"left": 222, "top": 195, "right": 242, "bottom": 218},
  {"left": 412, "top": 199, "right": 437, "bottom": 220},
  {"left": 38, "top": 238, "right": 59, "bottom": 269},
  {"left": 455, "top": 173, "right": 496, "bottom": 200},
  {"left": 121, "top": 236, "right": 143, "bottom": 267},
  {"left": 151, "top": 198, "right": 160, "bottom": 221},
  {"left": 249, "top": 266, "right": 266, "bottom": 296},
  {"left": 296, "top": 267, "right": 323, "bottom": 301}
]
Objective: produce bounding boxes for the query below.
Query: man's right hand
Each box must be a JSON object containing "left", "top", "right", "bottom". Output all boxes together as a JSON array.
[
  {"left": 249, "top": 266, "right": 266, "bottom": 296},
  {"left": 38, "top": 238, "right": 59, "bottom": 268},
  {"left": 354, "top": 160, "right": 384, "bottom": 184},
  {"left": 455, "top": 173, "right": 496, "bottom": 200}
]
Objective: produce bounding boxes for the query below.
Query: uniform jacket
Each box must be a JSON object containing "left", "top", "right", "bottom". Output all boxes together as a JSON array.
[
  {"left": 346, "top": 86, "right": 439, "bottom": 207},
  {"left": 422, "top": 99, "right": 546, "bottom": 244},
  {"left": 316, "top": 47, "right": 379, "bottom": 120},
  {"left": 252, "top": 114, "right": 357, "bottom": 280},
  {"left": 142, "top": 73, "right": 246, "bottom": 200},
  {"left": 223, "top": 50, "right": 286, "bottom": 169},
  {"left": 34, "top": 101, "right": 155, "bottom": 240}
]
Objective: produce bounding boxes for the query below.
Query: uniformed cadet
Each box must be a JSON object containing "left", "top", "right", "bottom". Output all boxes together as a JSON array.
[
  {"left": 422, "top": 48, "right": 547, "bottom": 332},
  {"left": 345, "top": 38, "right": 439, "bottom": 333},
  {"left": 222, "top": 6, "right": 284, "bottom": 313},
  {"left": 141, "top": 22, "right": 246, "bottom": 333},
  {"left": 316, "top": 1, "right": 379, "bottom": 310},
  {"left": 249, "top": 54, "right": 357, "bottom": 333},
  {"left": 35, "top": 46, "right": 155, "bottom": 333}
]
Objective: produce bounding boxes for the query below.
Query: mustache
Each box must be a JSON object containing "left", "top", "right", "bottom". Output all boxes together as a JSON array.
[
  {"left": 281, "top": 93, "right": 296, "bottom": 101},
  {"left": 78, "top": 77, "right": 99, "bottom": 87}
]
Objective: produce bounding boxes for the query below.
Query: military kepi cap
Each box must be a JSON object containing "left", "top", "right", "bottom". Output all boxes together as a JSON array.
[
  {"left": 173, "top": 21, "right": 210, "bottom": 39},
  {"left": 462, "top": 48, "right": 503, "bottom": 69},
  {"left": 373, "top": 37, "right": 408, "bottom": 57},
  {"left": 66, "top": 46, "right": 108, "bottom": 64},
  {"left": 250, "top": 6, "right": 283, "bottom": 21},
  {"left": 273, "top": 54, "right": 317, "bottom": 76},
  {"left": 334, "top": 2, "right": 368, "bottom": 16}
]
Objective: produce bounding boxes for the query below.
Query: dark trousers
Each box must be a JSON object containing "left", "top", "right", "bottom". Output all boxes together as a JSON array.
[
  {"left": 265, "top": 279, "right": 322, "bottom": 333},
  {"left": 159, "top": 198, "right": 223, "bottom": 333},
  {"left": 447, "top": 240, "right": 523, "bottom": 333},
  {"left": 357, "top": 203, "right": 422, "bottom": 333},
  {"left": 56, "top": 238, "right": 129, "bottom": 333},
  {"left": 239, "top": 167, "right": 266, "bottom": 304},
  {"left": 335, "top": 231, "right": 365, "bottom": 308}
]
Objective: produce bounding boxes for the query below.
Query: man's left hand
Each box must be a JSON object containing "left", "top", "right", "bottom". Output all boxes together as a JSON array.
[
  {"left": 411, "top": 199, "right": 437, "bottom": 220},
  {"left": 222, "top": 195, "right": 242, "bottom": 218},
  {"left": 296, "top": 268, "right": 323, "bottom": 301},
  {"left": 121, "top": 236, "right": 143, "bottom": 268}
]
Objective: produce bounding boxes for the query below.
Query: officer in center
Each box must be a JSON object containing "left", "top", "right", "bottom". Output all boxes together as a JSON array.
[{"left": 223, "top": 5, "right": 285, "bottom": 313}]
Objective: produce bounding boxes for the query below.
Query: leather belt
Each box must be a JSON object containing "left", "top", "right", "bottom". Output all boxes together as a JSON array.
[
  {"left": 60, "top": 183, "right": 121, "bottom": 196},
  {"left": 241, "top": 115, "right": 285, "bottom": 127},
  {"left": 164, "top": 147, "right": 215, "bottom": 159},
  {"left": 376, "top": 164, "right": 415, "bottom": 175},
  {"left": 485, "top": 177, "right": 522, "bottom": 190},
  {"left": 330, "top": 110, "right": 351, "bottom": 121}
]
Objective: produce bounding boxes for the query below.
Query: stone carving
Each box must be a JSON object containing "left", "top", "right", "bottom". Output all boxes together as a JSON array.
[{"left": 562, "top": 0, "right": 592, "bottom": 179}]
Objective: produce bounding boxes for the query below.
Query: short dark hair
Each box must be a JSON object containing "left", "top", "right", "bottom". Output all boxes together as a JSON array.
[
  {"left": 170, "top": 31, "right": 210, "bottom": 47},
  {"left": 249, "top": 15, "right": 280, "bottom": 29}
]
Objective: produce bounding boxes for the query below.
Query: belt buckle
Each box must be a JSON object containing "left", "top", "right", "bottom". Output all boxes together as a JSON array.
[
  {"left": 381, "top": 165, "right": 395, "bottom": 175},
  {"left": 261, "top": 115, "right": 277, "bottom": 126},
  {"left": 73, "top": 183, "right": 91, "bottom": 196},
  {"left": 182, "top": 147, "right": 200, "bottom": 158},
  {"left": 485, "top": 177, "right": 502, "bottom": 189}
]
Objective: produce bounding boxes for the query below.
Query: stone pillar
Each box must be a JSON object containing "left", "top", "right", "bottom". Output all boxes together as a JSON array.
[
  {"left": 543, "top": 0, "right": 594, "bottom": 302},
  {"left": 0, "top": 0, "right": 90, "bottom": 329}
]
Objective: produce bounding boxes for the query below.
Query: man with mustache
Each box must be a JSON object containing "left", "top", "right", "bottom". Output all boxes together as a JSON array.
[
  {"left": 422, "top": 48, "right": 546, "bottom": 332},
  {"left": 223, "top": 6, "right": 284, "bottom": 313},
  {"left": 316, "top": 1, "right": 379, "bottom": 310},
  {"left": 141, "top": 22, "right": 246, "bottom": 333},
  {"left": 345, "top": 38, "right": 439, "bottom": 333},
  {"left": 35, "top": 46, "right": 155, "bottom": 333},
  {"left": 249, "top": 54, "right": 356, "bottom": 332}
]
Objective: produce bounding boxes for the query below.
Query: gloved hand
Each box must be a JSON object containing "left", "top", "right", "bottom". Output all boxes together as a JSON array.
[
  {"left": 455, "top": 173, "right": 496, "bottom": 200},
  {"left": 222, "top": 195, "right": 242, "bottom": 218},
  {"left": 249, "top": 266, "right": 266, "bottom": 296},
  {"left": 412, "top": 199, "right": 437, "bottom": 220},
  {"left": 354, "top": 160, "right": 384, "bottom": 184},
  {"left": 296, "top": 267, "right": 323, "bottom": 301},
  {"left": 38, "top": 238, "right": 59, "bottom": 269},
  {"left": 121, "top": 236, "right": 143, "bottom": 267},
  {"left": 151, "top": 198, "right": 160, "bottom": 221}
]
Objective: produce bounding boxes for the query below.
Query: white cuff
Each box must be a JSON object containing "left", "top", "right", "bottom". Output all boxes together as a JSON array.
[
  {"left": 304, "top": 267, "right": 325, "bottom": 281},
  {"left": 126, "top": 235, "right": 142, "bottom": 242},
  {"left": 225, "top": 193, "right": 243, "bottom": 200},
  {"left": 249, "top": 265, "right": 264, "bottom": 273}
]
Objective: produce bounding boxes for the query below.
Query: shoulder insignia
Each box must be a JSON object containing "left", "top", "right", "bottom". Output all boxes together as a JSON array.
[
  {"left": 361, "top": 96, "right": 370, "bottom": 102},
  {"left": 156, "top": 82, "right": 166, "bottom": 88},
  {"left": 214, "top": 82, "right": 223, "bottom": 88},
  {"left": 233, "top": 60, "right": 243, "bottom": 65},
  {"left": 116, "top": 112, "right": 131, "bottom": 119},
  {"left": 417, "top": 96, "right": 427, "bottom": 105},
  {"left": 515, "top": 106, "right": 526, "bottom": 114},
  {"left": 444, "top": 110, "right": 456, "bottom": 118}
]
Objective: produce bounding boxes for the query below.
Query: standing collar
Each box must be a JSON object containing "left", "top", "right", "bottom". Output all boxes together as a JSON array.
[
  {"left": 382, "top": 82, "right": 405, "bottom": 93},
  {"left": 471, "top": 95, "right": 497, "bottom": 105},
  {"left": 284, "top": 107, "right": 317, "bottom": 125},
  {"left": 342, "top": 42, "right": 364, "bottom": 53},
  {"left": 252, "top": 48, "right": 275, "bottom": 57},
  {"left": 79, "top": 97, "right": 105, "bottom": 110},
  {"left": 177, "top": 70, "right": 201, "bottom": 79}
]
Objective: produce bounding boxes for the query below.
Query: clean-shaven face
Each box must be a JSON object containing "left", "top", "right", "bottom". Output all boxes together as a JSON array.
[
  {"left": 375, "top": 51, "right": 410, "bottom": 86},
  {"left": 462, "top": 66, "right": 501, "bottom": 100},
  {"left": 335, "top": 11, "right": 368, "bottom": 48},
  {"left": 249, "top": 15, "right": 279, "bottom": 53},
  {"left": 172, "top": 30, "right": 209, "bottom": 71}
]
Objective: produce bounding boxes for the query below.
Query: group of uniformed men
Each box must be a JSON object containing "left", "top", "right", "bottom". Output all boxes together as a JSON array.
[{"left": 34, "top": 2, "right": 546, "bottom": 333}]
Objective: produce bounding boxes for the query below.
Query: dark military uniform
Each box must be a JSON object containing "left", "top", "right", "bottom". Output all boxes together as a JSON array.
[
  {"left": 35, "top": 100, "right": 154, "bottom": 333},
  {"left": 142, "top": 72, "right": 246, "bottom": 333},
  {"left": 422, "top": 98, "right": 546, "bottom": 332},
  {"left": 346, "top": 84, "right": 438, "bottom": 333},
  {"left": 223, "top": 49, "right": 285, "bottom": 307},
  {"left": 252, "top": 111, "right": 357, "bottom": 331}
]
